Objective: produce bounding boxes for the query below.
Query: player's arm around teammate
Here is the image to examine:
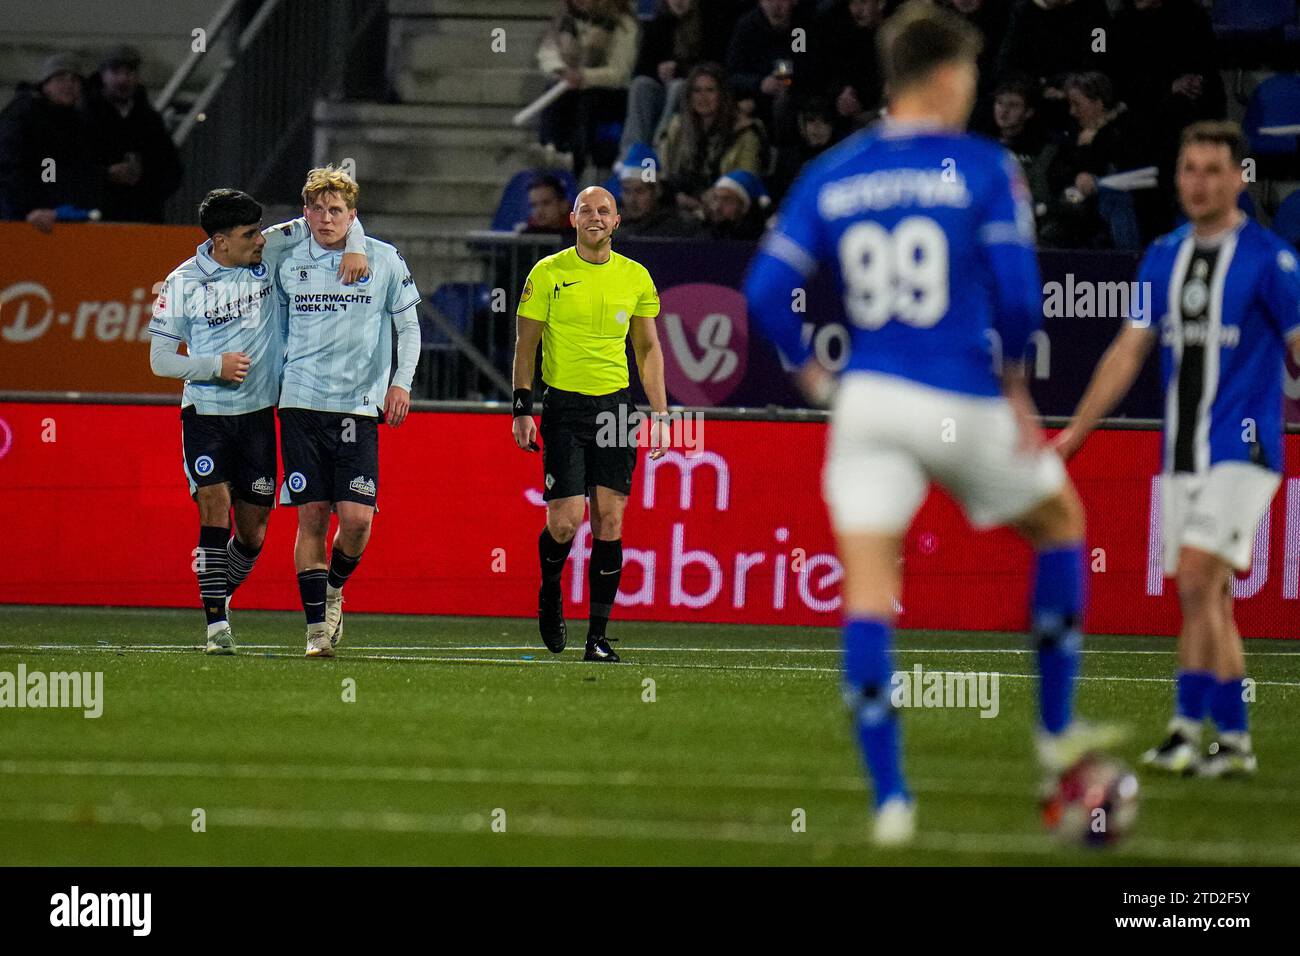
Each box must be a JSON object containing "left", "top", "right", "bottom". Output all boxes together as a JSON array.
[{"left": 147, "top": 189, "right": 367, "bottom": 654}]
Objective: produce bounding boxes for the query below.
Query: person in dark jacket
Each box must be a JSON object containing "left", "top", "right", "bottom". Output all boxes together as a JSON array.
[
  {"left": 620, "top": 0, "right": 709, "bottom": 152},
  {"left": 996, "top": 0, "right": 1112, "bottom": 133},
  {"left": 83, "top": 46, "right": 183, "bottom": 223},
  {"left": 725, "top": 0, "right": 816, "bottom": 147},
  {"left": 1110, "top": 0, "right": 1225, "bottom": 203},
  {"left": 1041, "top": 72, "right": 1154, "bottom": 248},
  {"left": 811, "top": 0, "right": 885, "bottom": 135},
  {"left": 0, "top": 53, "right": 100, "bottom": 230}
]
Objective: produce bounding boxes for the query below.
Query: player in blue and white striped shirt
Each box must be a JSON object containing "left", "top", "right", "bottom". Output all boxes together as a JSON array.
[
  {"left": 1059, "top": 121, "right": 1300, "bottom": 778},
  {"left": 149, "top": 188, "right": 368, "bottom": 655},
  {"left": 274, "top": 166, "right": 421, "bottom": 658}
]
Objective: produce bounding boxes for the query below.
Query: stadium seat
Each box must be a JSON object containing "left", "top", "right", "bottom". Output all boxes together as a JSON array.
[
  {"left": 1212, "top": 0, "right": 1295, "bottom": 32},
  {"left": 1243, "top": 74, "right": 1300, "bottom": 175},
  {"left": 1272, "top": 189, "right": 1300, "bottom": 247},
  {"left": 427, "top": 283, "right": 490, "bottom": 346},
  {"left": 1213, "top": 0, "right": 1296, "bottom": 68},
  {"left": 491, "top": 169, "right": 578, "bottom": 232}
]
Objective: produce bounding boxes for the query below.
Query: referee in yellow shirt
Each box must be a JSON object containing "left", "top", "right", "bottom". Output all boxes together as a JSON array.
[{"left": 512, "top": 185, "right": 669, "bottom": 662}]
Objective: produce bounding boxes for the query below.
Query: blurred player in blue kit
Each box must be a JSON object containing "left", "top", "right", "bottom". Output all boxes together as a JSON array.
[{"left": 745, "top": 1, "right": 1119, "bottom": 845}]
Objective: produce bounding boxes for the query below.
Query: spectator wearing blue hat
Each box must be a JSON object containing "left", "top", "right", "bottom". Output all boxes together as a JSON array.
[
  {"left": 615, "top": 143, "right": 701, "bottom": 238},
  {"left": 704, "top": 169, "right": 769, "bottom": 240}
]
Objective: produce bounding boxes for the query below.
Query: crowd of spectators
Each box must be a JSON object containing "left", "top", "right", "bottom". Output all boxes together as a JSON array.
[
  {"left": 0, "top": 46, "right": 181, "bottom": 230},
  {"left": 525, "top": 0, "right": 1254, "bottom": 250}
]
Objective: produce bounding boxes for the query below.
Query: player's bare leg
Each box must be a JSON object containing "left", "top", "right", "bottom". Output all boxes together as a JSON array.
[
  {"left": 295, "top": 501, "right": 334, "bottom": 657},
  {"left": 1182, "top": 553, "right": 1256, "bottom": 777},
  {"left": 537, "top": 495, "right": 585, "bottom": 653},
  {"left": 195, "top": 484, "right": 236, "bottom": 655},
  {"left": 835, "top": 531, "right": 912, "bottom": 845},
  {"left": 584, "top": 486, "right": 627, "bottom": 662},
  {"left": 1141, "top": 547, "right": 1227, "bottom": 774},
  {"left": 1010, "top": 482, "right": 1122, "bottom": 772},
  {"left": 321, "top": 501, "right": 373, "bottom": 650}
]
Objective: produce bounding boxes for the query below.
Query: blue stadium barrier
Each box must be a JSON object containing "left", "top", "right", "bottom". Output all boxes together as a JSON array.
[{"left": 1273, "top": 189, "right": 1300, "bottom": 247}]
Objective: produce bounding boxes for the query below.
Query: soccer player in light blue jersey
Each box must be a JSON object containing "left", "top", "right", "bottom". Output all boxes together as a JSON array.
[
  {"left": 149, "top": 188, "right": 368, "bottom": 655},
  {"left": 274, "top": 166, "right": 421, "bottom": 658},
  {"left": 1058, "top": 121, "right": 1300, "bottom": 778},
  {"left": 744, "top": 1, "right": 1119, "bottom": 845}
]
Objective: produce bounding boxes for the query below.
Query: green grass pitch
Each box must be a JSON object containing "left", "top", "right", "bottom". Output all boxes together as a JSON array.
[{"left": 1, "top": 605, "right": 1298, "bottom": 866}]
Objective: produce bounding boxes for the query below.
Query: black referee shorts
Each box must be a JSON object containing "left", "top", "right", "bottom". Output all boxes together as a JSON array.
[
  {"left": 539, "top": 384, "right": 637, "bottom": 501},
  {"left": 181, "top": 405, "right": 277, "bottom": 507},
  {"left": 278, "top": 408, "right": 380, "bottom": 507}
]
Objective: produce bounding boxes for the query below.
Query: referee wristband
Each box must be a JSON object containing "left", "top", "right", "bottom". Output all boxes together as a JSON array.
[{"left": 512, "top": 388, "right": 533, "bottom": 417}]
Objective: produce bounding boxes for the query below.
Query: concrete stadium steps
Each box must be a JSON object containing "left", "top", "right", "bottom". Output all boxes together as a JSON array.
[
  {"left": 393, "top": 17, "right": 550, "bottom": 71},
  {"left": 307, "top": 0, "right": 558, "bottom": 314},
  {"left": 313, "top": 103, "right": 535, "bottom": 179},
  {"left": 393, "top": 66, "right": 549, "bottom": 108}
]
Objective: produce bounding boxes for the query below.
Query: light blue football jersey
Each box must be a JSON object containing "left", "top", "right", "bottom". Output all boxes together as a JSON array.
[
  {"left": 149, "top": 218, "right": 366, "bottom": 414},
  {"left": 276, "top": 234, "right": 422, "bottom": 417}
]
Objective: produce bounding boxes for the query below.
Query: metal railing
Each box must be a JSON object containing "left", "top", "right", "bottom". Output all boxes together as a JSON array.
[{"left": 160, "top": 0, "right": 387, "bottom": 223}]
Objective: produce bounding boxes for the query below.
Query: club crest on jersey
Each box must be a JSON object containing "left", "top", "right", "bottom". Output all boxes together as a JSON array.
[
  {"left": 355, "top": 272, "right": 371, "bottom": 285},
  {"left": 1181, "top": 278, "right": 1209, "bottom": 315},
  {"left": 194, "top": 455, "right": 214, "bottom": 476},
  {"left": 249, "top": 262, "right": 268, "bottom": 279},
  {"left": 288, "top": 472, "right": 307, "bottom": 493},
  {"left": 348, "top": 476, "right": 376, "bottom": 497}
]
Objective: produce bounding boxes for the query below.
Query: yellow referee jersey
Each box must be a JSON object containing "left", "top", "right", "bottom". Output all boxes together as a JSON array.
[{"left": 517, "top": 247, "right": 660, "bottom": 395}]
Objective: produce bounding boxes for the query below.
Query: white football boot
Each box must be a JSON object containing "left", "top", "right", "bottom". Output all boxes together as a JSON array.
[
  {"left": 305, "top": 623, "right": 334, "bottom": 658},
  {"left": 325, "top": 585, "right": 344, "bottom": 648},
  {"left": 1140, "top": 716, "right": 1202, "bottom": 775},
  {"left": 873, "top": 796, "right": 916, "bottom": 847},
  {"left": 1198, "top": 732, "right": 1257, "bottom": 778},
  {"left": 1036, "top": 719, "right": 1128, "bottom": 775},
  {"left": 204, "top": 622, "right": 236, "bottom": 656}
]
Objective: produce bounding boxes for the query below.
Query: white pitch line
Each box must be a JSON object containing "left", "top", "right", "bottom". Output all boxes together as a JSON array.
[
  {"left": 2, "top": 758, "right": 1297, "bottom": 804},
  {"left": 5, "top": 642, "right": 1299, "bottom": 657},
  {"left": 3, "top": 643, "right": 1300, "bottom": 685},
  {"left": 0, "top": 800, "right": 1294, "bottom": 864}
]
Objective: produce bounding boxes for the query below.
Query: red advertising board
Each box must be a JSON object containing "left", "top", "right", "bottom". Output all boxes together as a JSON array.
[
  {"left": 0, "top": 223, "right": 203, "bottom": 394},
  {"left": 0, "top": 402, "right": 1296, "bottom": 637}
]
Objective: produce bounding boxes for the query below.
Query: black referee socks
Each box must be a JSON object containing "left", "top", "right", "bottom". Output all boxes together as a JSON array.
[
  {"left": 588, "top": 538, "right": 623, "bottom": 640},
  {"left": 538, "top": 527, "right": 574, "bottom": 588}
]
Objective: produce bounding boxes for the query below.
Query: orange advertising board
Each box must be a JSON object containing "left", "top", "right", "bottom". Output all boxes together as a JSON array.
[{"left": 0, "top": 221, "right": 204, "bottom": 393}]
